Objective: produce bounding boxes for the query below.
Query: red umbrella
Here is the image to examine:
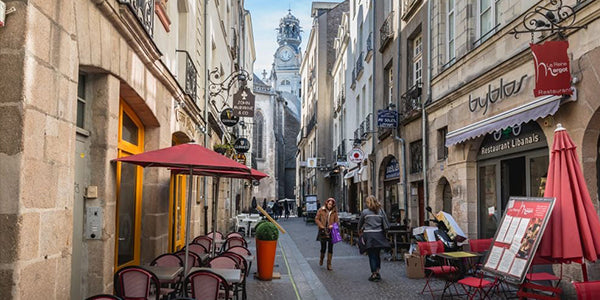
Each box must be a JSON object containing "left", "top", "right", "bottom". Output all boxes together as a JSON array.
[
  {"left": 171, "top": 167, "right": 268, "bottom": 181},
  {"left": 113, "top": 143, "right": 251, "bottom": 271},
  {"left": 539, "top": 124, "right": 600, "bottom": 280}
]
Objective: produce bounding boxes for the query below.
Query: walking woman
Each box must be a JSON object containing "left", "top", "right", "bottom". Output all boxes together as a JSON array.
[
  {"left": 358, "top": 195, "right": 391, "bottom": 282},
  {"left": 315, "top": 198, "right": 339, "bottom": 270}
]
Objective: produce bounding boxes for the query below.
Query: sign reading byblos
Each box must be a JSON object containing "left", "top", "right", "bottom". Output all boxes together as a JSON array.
[
  {"left": 530, "top": 40, "right": 572, "bottom": 97},
  {"left": 220, "top": 108, "right": 239, "bottom": 127},
  {"left": 232, "top": 87, "right": 255, "bottom": 117},
  {"left": 233, "top": 138, "right": 251, "bottom": 153},
  {"left": 348, "top": 148, "right": 364, "bottom": 164},
  {"left": 377, "top": 109, "right": 398, "bottom": 128}
]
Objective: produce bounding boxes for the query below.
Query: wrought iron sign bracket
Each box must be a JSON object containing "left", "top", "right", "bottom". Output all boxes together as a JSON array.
[
  {"left": 208, "top": 67, "right": 252, "bottom": 112},
  {"left": 509, "top": 0, "right": 587, "bottom": 42}
]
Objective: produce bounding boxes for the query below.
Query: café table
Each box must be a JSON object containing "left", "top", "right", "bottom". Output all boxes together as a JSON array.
[
  {"left": 189, "top": 267, "right": 242, "bottom": 284},
  {"left": 144, "top": 266, "right": 183, "bottom": 282},
  {"left": 386, "top": 229, "right": 410, "bottom": 261}
]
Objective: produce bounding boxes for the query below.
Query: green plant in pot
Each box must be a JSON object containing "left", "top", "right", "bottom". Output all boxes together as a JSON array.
[
  {"left": 213, "top": 143, "right": 232, "bottom": 155},
  {"left": 255, "top": 221, "right": 279, "bottom": 280}
]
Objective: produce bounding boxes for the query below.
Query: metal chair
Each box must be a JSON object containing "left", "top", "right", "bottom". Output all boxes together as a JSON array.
[
  {"left": 517, "top": 256, "right": 563, "bottom": 299},
  {"left": 220, "top": 252, "right": 248, "bottom": 300},
  {"left": 113, "top": 266, "right": 160, "bottom": 300},
  {"left": 193, "top": 236, "right": 213, "bottom": 252},
  {"left": 226, "top": 246, "right": 253, "bottom": 276},
  {"left": 207, "top": 231, "right": 224, "bottom": 240},
  {"left": 184, "top": 270, "right": 231, "bottom": 300},
  {"left": 418, "top": 241, "right": 459, "bottom": 298},
  {"left": 226, "top": 232, "right": 245, "bottom": 239},
  {"left": 150, "top": 253, "right": 184, "bottom": 293},
  {"left": 175, "top": 250, "right": 202, "bottom": 274},
  {"left": 184, "top": 243, "right": 209, "bottom": 258},
  {"left": 222, "top": 237, "right": 247, "bottom": 252},
  {"left": 457, "top": 271, "right": 500, "bottom": 299},
  {"left": 573, "top": 280, "right": 600, "bottom": 300}
]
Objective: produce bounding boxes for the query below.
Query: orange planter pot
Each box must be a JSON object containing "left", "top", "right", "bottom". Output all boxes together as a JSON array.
[{"left": 256, "top": 239, "right": 277, "bottom": 280}]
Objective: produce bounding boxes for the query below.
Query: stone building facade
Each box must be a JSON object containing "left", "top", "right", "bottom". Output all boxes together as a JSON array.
[{"left": 0, "top": 0, "right": 254, "bottom": 298}]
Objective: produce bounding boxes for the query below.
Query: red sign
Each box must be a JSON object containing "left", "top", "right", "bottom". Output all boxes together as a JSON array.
[
  {"left": 530, "top": 41, "right": 572, "bottom": 97},
  {"left": 483, "top": 197, "right": 555, "bottom": 284}
]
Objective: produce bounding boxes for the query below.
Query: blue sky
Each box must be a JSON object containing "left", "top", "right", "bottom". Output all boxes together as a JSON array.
[{"left": 246, "top": 0, "right": 320, "bottom": 76}]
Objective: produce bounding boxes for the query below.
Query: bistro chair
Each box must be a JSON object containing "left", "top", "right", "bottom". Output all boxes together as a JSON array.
[
  {"left": 207, "top": 231, "right": 224, "bottom": 241},
  {"left": 222, "top": 237, "right": 247, "bottom": 252},
  {"left": 184, "top": 269, "right": 231, "bottom": 300},
  {"left": 418, "top": 241, "right": 459, "bottom": 299},
  {"left": 113, "top": 266, "right": 161, "bottom": 300},
  {"left": 573, "top": 280, "right": 600, "bottom": 300},
  {"left": 226, "top": 232, "right": 245, "bottom": 239},
  {"left": 220, "top": 252, "right": 248, "bottom": 300},
  {"left": 517, "top": 256, "right": 563, "bottom": 299},
  {"left": 85, "top": 294, "right": 123, "bottom": 300},
  {"left": 193, "top": 236, "right": 213, "bottom": 253},
  {"left": 175, "top": 250, "right": 202, "bottom": 274},
  {"left": 457, "top": 270, "right": 500, "bottom": 299},
  {"left": 150, "top": 253, "right": 184, "bottom": 292},
  {"left": 226, "top": 246, "right": 253, "bottom": 276},
  {"left": 185, "top": 243, "right": 209, "bottom": 258}
]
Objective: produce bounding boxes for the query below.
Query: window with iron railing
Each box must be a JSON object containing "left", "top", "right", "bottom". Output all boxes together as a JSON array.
[
  {"left": 366, "top": 32, "right": 373, "bottom": 53},
  {"left": 410, "top": 140, "right": 423, "bottom": 174},
  {"left": 380, "top": 11, "right": 394, "bottom": 50},
  {"left": 176, "top": 50, "right": 198, "bottom": 102},
  {"left": 119, "top": 0, "right": 155, "bottom": 37},
  {"left": 400, "top": 82, "right": 422, "bottom": 118}
]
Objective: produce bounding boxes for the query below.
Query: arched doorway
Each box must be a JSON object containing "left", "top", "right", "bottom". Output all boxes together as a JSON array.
[
  {"left": 438, "top": 177, "right": 452, "bottom": 215},
  {"left": 379, "top": 156, "right": 401, "bottom": 221}
]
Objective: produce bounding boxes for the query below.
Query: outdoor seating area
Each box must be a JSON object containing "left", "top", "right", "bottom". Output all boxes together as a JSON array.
[
  {"left": 234, "top": 213, "right": 262, "bottom": 237},
  {"left": 87, "top": 231, "right": 255, "bottom": 300}
]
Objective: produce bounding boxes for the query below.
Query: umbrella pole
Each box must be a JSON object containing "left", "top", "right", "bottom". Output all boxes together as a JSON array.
[
  {"left": 212, "top": 176, "right": 221, "bottom": 257},
  {"left": 183, "top": 168, "right": 194, "bottom": 276},
  {"left": 582, "top": 262, "right": 589, "bottom": 281}
]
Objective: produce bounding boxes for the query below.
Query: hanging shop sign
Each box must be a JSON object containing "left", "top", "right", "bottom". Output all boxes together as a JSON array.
[
  {"left": 477, "top": 122, "right": 547, "bottom": 160},
  {"left": 384, "top": 158, "right": 400, "bottom": 180},
  {"left": 233, "top": 138, "right": 251, "bottom": 153},
  {"left": 348, "top": 148, "right": 364, "bottom": 164},
  {"left": 468, "top": 75, "right": 528, "bottom": 115},
  {"left": 307, "top": 158, "right": 318, "bottom": 168},
  {"left": 220, "top": 108, "right": 239, "bottom": 127},
  {"left": 483, "top": 197, "right": 555, "bottom": 284},
  {"left": 377, "top": 109, "right": 398, "bottom": 129},
  {"left": 530, "top": 40, "right": 572, "bottom": 97},
  {"left": 235, "top": 153, "right": 246, "bottom": 164},
  {"left": 232, "top": 87, "right": 256, "bottom": 117}
]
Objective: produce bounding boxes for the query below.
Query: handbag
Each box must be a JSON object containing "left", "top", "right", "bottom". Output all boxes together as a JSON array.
[
  {"left": 357, "top": 234, "right": 367, "bottom": 254},
  {"left": 331, "top": 222, "right": 342, "bottom": 244},
  {"left": 317, "top": 228, "right": 330, "bottom": 240}
]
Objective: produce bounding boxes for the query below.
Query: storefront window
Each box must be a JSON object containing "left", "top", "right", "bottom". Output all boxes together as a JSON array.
[
  {"left": 479, "top": 164, "right": 498, "bottom": 238},
  {"left": 530, "top": 156, "right": 549, "bottom": 197}
]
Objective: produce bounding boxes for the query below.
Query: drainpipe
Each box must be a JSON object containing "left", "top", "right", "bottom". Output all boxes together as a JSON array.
[
  {"left": 422, "top": 0, "right": 432, "bottom": 220},
  {"left": 369, "top": 0, "right": 377, "bottom": 197},
  {"left": 395, "top": 1, "right": 409, "bottom": 220},
  {"left": 203, "top": 0, "right": 210, "bottom": 235}
]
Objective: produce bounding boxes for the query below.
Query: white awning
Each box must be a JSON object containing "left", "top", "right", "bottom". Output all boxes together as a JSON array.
[
  {"left": 446, "top": 93, "right": 568, "bottom": 147},
  {"left": 354, "top": 166, "right": 367, "bottom": 183},
  {"left": 344, "top": 169, "right": 356, "bottom": 179}
]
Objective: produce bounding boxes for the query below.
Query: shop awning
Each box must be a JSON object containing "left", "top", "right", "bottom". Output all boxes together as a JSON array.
[
  {"left": 354, "top": 166, "right": 367, "bottom": 183},
  {"left": 446, "top": 94, "right": 566, "bottom": 147}
]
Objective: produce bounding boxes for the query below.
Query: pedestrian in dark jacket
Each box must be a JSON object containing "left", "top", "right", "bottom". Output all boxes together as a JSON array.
[
  {"left": 358, "top": 195, "right": 391, "bottom": 282},
  {"left": 315, "top": 198, "right": 339, "bottom": 270}
]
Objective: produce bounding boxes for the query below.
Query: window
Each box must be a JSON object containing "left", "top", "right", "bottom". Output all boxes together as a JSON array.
[
  {"left": 384, "top": 65, "right": 394, "bottom": 105},
  {"left": 446, "top": 0, "right": 455, "bottom": 62},
  {"left": 281, "top": 79, "right": 290, "bottom": 86},
  {"left": 410, "top": 140, "right": 423, "bottom": 174},
  {"left": 76, "top": 74, "right": 86, "bottom": 129},
  {"left": 437, "top": 127, "right": 448, "bottom": 160},
  {"left": 254, "top": 111, "right": 264, "bottom": 158},
  {"left": 478, "top": 0, "right": 500, "bottom": 41},
  {"left": 411, "top": 34, "right": 423, "bottom": 86}
]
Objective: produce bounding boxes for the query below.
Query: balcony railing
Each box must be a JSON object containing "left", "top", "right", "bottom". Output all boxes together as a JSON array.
[
  {"left": 360, "top": 113, "right": 372, "bottom": 139},
  {"left": 120, "top": 0, "right": 155, "bottom": 37},
  {"left": 366, "top": 32, "right": 373, "bottom": 53},
  {"left": 402, "top": 0, "right": 422, "bottom": 21},
  {"left": 400, "top": 82, "right": 422, "bottom": 118},
  {"left": 334, "top": 90, "right": 345, "bottom": 112},
  {"left": 353, "top": 128, "right": 360, "bottom": 145},
  {"left": 380, "top": 11, "right": 394, "bottom": 51},
  {"left": 306, "top": 112, "right": 317, "bottom": 135},
  {"left": 356, "top": 52, "right": 364, "bottom": 79},
  {"left": 176, "top": 50, "right": 198, "bottom": 102},
  {"left": 336, "top": 140, "right": 347, "bottom": 161},
  {"left": 351, "top": 67, "right": 357, "bottom": 89}
]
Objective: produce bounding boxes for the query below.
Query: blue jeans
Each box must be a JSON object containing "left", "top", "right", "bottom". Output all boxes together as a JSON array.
[{"left": 367, "top": 248, "right": 380, "bottom": 273}]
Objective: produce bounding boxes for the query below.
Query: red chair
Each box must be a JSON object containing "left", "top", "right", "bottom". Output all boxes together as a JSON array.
[
  {"left": 469, "top": 238, "right": 493, "bottom": 253},
  {"left": 222, "top": 237, "right": 247, "bottom": 251},
  {"left": 207, "top": 231, "right": 224, "bottom": 240},
  {"left": 457, "top": 272, "right": 499, "bottom": 299},
  {"left": 573, "top": 280, "right": 600, "bottom": 300},
  {"left": 175, "top": 250, "right": 202, "bottom": 274},
  {"left": 113, "top": 266, "right": 160, "bottom": 300},
  {"left": 418, "top": 241, "right": 459, "bottom": 298},
  {"left": 226, "top": 246, "right": 253, "bottom": 276},
  {"left": 185, "top": 243, "right": 208, "bottom": 257},
  {"left": 193, "top": 236, "right": 213, "bottom": 252},
  {"left": 184, "top": 269, "right": 231, "bottom": 300},
  {"left": 226, "top": 232, "right": 244, "bottom": 239},
  {"left": 517, "top": 256, "right": 563, "bottom": 299}
]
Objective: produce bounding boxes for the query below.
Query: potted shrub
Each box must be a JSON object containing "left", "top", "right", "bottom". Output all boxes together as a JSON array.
[
  {"left": 213, "top": 143, "right": 232, "bottom": 155},
  {"left": 255, "top": 221, "right": 279, "bottom": 280}
]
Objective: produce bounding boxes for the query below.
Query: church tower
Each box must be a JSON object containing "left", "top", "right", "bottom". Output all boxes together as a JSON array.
[{"left": 273, "top": 10, "right": 302, "bottom": 96}]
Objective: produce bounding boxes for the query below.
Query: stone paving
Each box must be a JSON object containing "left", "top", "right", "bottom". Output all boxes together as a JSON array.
[{"left": 246, "top": 217, "right": 448, "bottom": 300}]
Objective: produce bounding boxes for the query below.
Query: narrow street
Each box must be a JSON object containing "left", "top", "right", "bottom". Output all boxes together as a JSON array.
[{"left": 246, "top": 217, "right": 443, "bottom": 299}]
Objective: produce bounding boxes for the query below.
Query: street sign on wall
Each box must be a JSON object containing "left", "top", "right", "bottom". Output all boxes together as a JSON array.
[
  {"left": 377, "top": 109, "right": 398, "bottom": 129},
  {"left": 232, "top": 87, "right": 255, "bottom": 117},
  {"left": 348, "top": 148, "right": 364, "bottom": 164}
]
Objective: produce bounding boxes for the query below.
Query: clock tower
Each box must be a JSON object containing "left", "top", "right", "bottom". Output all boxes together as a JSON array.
[{"left": 273, "top": 10, "right": 302, "bottom": 96}]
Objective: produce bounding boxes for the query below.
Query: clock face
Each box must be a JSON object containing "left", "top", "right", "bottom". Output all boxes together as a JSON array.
[{"left": 280, "top": 49, "right": 293, "bottom": 61}]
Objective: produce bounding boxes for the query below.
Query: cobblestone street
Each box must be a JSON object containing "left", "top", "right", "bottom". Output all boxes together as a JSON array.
[{"left": 246, "top": 217, "right": 444, "bottom": 299}]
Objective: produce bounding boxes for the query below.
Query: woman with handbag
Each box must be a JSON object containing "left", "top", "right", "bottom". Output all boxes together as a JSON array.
[
  {"left": 358, "top": 195, "right": 391, "bottom": 282},
  {"left": 315, "top": 198, "right": 339, "bottom": 270}
]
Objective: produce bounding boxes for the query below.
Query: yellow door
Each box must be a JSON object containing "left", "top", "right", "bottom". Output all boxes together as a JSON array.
[
  {"left": 169, "top": 173, "right": 187, "bottom": 251},
  {"left": 115, "top": 100, "right": 144, "bottom": 270}
]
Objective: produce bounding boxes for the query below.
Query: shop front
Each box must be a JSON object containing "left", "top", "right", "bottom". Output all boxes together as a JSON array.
[{"left": 381, "top": 156, "right": 402, "bottom": 222}]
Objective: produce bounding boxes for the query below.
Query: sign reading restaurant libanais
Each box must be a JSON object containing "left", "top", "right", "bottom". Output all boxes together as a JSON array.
[{"left": 478, "top": 122, "right": 546, "bottom": 159}]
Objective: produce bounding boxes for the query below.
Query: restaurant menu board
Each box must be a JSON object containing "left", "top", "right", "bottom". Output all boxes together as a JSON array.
[
  {"left": 482, "top": 197, "right": 555, "bottom": 284},
  {"left": 305, "top": 195, "right": 318, "bottom": 213}
]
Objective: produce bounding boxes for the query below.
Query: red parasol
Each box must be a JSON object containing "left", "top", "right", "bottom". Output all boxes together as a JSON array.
[
  {"left": 113, "top": 143, "right": 251, "bottom": 272},
  {"left": 171, "top": 167, "right": 268, "bottom": 181},
  {"left": 538, "top": 124, "right": 600, "bottom": 280}
]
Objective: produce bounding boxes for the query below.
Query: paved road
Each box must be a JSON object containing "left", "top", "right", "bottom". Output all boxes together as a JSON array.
[{"left": 246, "top": 217, "right": 446, "bottom": 299}]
